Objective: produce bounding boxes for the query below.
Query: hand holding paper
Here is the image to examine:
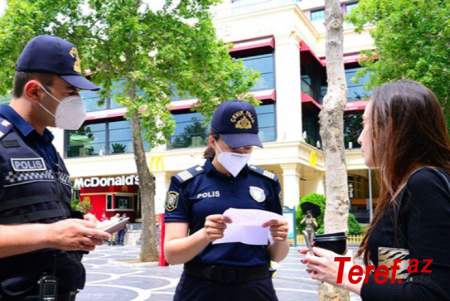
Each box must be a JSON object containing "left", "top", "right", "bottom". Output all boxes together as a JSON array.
[{"left": 212, "top": 208, "right": 286, "bottom": 246}]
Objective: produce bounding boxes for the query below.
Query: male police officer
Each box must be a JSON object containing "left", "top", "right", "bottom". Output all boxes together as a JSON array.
[{"left": 0, "top": 35, "right": 110, "bottom": 300}]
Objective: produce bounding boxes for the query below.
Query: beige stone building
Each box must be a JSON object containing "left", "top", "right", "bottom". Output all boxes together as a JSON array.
[{"left": 36, "top": 0, "right": 379, "bottom": 223}]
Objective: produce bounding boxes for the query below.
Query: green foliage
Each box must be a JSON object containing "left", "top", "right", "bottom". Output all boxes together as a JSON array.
[
  {"left": 71, "top": 199, "right": 93, "bottom": 214},
  {"left": 296, "top": 193, "right": 326, "bottom": 233},
  {"left": 0, "top": 0, "right": 259, "bottom": 148},
  {"left": 296, "top": 193, "right": 361, "bottom": 236},
  {"left": 347, "top": 0, "right": 450, "bottom": 126},
  {"left": 111, "top": 143, "right": 127, "bottom": 154}
]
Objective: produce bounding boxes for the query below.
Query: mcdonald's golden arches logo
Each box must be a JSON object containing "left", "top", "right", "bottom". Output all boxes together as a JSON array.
[
  {"left": 83, "top": 196, "right": 91, "bottom": 204},
  {"left": 309, "top": 151, "right": 317, "bottom": 167},
  {"left": 150, "top": 156, "right": 165, "bottom": 171}
]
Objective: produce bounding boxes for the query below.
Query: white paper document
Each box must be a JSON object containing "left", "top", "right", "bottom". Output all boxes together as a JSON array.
[{"left": 213, "top": 208, "right": 285, "bottom": 246}]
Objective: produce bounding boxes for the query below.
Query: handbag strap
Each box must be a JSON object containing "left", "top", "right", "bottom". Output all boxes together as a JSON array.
[{"left": 395, "top": 167, "right": 450, "bottom": 248}]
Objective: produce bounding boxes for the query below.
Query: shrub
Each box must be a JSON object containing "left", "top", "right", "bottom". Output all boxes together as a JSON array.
[
  {"left": 71, "top": 199, "right": 93, "bottom": 214},
  {"left": 296, "top": 193, "right": 361, "bottom": 236}
]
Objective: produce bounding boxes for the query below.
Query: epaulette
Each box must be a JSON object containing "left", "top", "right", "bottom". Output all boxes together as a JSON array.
[
  {"left": 248, "top": 165, "right": 279, "bottom": 182},
  {"left": 173, "top": 165, "right": 205, "bottom": 184},
  {"left": 0, "top": 118, "right": 13, "bottom": 141}
]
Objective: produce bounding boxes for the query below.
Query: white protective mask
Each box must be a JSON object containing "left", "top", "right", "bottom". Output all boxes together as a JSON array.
[
  {"left": 215, "top": 140, "right": 251, "bottom": 177},
  {"left": 39, "top": 85, "right": 87, "bottom": 130}
]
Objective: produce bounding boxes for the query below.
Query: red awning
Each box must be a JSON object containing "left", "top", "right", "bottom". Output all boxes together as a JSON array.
[
  {"left": 318, "top": 53, "right": 376, "bottom": 66},
  {"left": 168, "top": 89, "right": 276, "bottom": 111},
  {"left": 301, "top": 93, "right": 368, "bottom": 112},
  {"left": 344, "top": 100, "right": 368, "bottom": 112},
  {"left": 85, "top": 107, "right": 127, "bottom": 121},
  {"left": 300, "top": 41, "right": 377, "bottom": 66},
  {"left": 229, "top": 37, "right": 275, "bottom": 53},
  {"left": 301, "top": 92, "right": 322, "bottom": 109}
]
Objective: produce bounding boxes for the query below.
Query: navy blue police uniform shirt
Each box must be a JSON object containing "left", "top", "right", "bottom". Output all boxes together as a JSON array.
[
  {"left": 0, "top": 104, "right": 58, "bottom": 170},
  {"left": 165, "top": 157, "right": 283, "bottom": 267}
]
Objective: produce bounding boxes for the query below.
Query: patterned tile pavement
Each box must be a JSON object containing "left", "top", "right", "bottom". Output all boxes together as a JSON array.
[{"left": 77, "top": 245, "right": 363, "bottom": 301}]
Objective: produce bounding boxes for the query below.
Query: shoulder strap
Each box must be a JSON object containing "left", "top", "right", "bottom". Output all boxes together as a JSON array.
[
  {"left": 248, "top": 165, "right": 279, "bottom": 182},
  {"left": 0, "top": 117, "right": 13, "bottom": 140},
  {"left": 395, "top": 167, "right": 450, "bottom": 248},
  {"left": 173, "top": 165, "right": 205, "bottom": 184}
]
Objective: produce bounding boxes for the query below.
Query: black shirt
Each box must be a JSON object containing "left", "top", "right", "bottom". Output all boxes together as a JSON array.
[{"left": 361, "top": 168, "right": 450, "bottom": 300}]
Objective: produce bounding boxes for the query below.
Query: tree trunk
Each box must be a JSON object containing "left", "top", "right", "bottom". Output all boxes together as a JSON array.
[
  {"left": 127, "top": 83, "right": 159, "bottom": 262},
  {"left": 318, "top": 0, "right": 349, "bottom": 300}
]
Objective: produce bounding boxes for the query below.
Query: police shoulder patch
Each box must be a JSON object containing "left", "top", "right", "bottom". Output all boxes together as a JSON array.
[
  {"left": 0, "top": 118, "right": 13, "bottom": 141},
  {"left": 165, "top": 191, "right": 180, "bottom": 212},
  {"left": 248, "top": 165, "right": 279, "bottom": 182},
  {"left": 173, "top": 165, "right": 205, "bottom": 184}
]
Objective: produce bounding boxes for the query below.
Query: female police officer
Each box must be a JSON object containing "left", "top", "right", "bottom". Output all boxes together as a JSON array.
[{"left": 164, "top": 100, "right": 289, "bottom": 301}]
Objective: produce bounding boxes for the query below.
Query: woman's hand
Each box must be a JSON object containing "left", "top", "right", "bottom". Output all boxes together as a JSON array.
[
  {"left": 203, "top": 215, "right": 232, "bottom": 242},
  {"left": 262, "top": 219, "right": 289, "bottom": 242},
  {"left": 300, "top": 247, "right": 357, "bottom": 290}
]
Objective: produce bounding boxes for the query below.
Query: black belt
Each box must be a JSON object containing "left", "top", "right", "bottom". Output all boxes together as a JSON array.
[
  {"left": 0, "top": 290, "right": 78, "bottom": 301},
  {"left": 184, "top": 261, "right": 271, "bottom": 283}
]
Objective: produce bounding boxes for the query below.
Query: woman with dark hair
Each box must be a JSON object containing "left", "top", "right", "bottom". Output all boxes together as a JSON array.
[
  {"left": 164, "top": 100, "right": 289, "bottom": 301},
  {"left": 301, "top": 81, "right": 450, "bottom": 300}
]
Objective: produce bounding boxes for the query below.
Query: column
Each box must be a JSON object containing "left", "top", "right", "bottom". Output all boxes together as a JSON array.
[
  {"left": 274, "top": 33, "right": 303, "bottom": 142},
  {"left": 280, "top": 163, "right": 301, "bottom": 209},
  {"left": 153, "top": 171, "right": 171, "bottom": 214}
]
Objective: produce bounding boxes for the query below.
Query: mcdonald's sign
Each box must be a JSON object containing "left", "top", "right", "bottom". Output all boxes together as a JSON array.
[
  {"left": 309, "top": 151, "right": 317, "bottom": 167},
  {"left": 83, "top": 196, "right": 91, "bottom": 204},
  {"left": 150, "top": 156, "right": 165, "bottom": 171}
]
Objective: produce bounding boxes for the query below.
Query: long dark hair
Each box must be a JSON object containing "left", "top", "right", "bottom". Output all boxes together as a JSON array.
[
  {"left": 203, "top": 129, "right": 220, "bottom": 159},
  {"left": 357, "top": 81, "right": 450, "bottom": 265}
]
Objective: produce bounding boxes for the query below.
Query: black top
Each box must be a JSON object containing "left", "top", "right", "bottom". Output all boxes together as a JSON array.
[{"left": 361, "top": 168, "right": 450, "bottom": 300}]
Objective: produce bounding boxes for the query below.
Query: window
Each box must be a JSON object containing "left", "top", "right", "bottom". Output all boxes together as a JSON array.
[
  {"left": 311, "top": 2, "right": 358, "bottom": 22},
  {"left": 241, "top": 53, "right": 275, "bottom": 91},
  {"left": 345, "top": 2, "right": 358, "bottom": 14},
  {"left": 116, "top": 195, "right": 133, "bottom": 209},
  {"left": 344, "top": 112, "right": 362, "bottom": 149},
  {"left": 79, "top": 90, "right": 107, "bottom": 112},
  {"left": 346, "top": 67, "right": 371, "bottom": 101},
  {"left": 66, "top": 119, "right": 150, "bottom": 157},
  {"left": 66, "top": 123, "right": 107, "bottom": 157},
  {"left": 302, "top": 112, "right": 321, "bottom": 147},
  {"left": 109, "top": 120, "right": 134, "bottom": 154},
  {"left": 171, "top": 53, "right": 274, "bottom": 101},
  {"left": 107, "top": 195, "right": 113, "bottom": 210},
  {"left": 169, "top": 112, "right": 209, "bottom": 149},
  {"left": 256, "top": 104, "right": 276, "bottom": 143},
  {"left": 79, "top": 79, "right": 144, "bottom": 112},
  {"left": 311, "top": 9, "right": 325, "bottom": 22},
  {"left": 169, "top": 104, "right": 276, "bottom": 149}
]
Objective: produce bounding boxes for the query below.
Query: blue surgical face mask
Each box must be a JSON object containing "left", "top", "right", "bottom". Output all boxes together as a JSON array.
[{"left": 215, "top": 140, "right": 251, "bottom": 177}]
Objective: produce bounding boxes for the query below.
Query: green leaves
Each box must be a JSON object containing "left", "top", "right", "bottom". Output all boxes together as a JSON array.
[
  {"left": 0, "top": 0, "right": 258, "bottom": 147},
  {"left": 347, "top": 0, "right": 450, "bottom": 126}
]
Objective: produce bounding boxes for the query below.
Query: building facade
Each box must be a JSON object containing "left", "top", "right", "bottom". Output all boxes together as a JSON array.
[{"left": 44, "top": 0, "right": 380, "bottom": 223}]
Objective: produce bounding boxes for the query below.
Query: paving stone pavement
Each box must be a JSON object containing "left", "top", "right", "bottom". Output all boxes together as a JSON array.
[{"left": 77, "top": 245, "right": 363, "bottom": 301}]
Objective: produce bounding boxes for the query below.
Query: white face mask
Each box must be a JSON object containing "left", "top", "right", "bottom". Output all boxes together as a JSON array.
[
  {"left": 215, "top": 140, "right": 251, "bottom": 177},
  {"left": 39, "top": 85, "right": 87, "bottom": 130}
]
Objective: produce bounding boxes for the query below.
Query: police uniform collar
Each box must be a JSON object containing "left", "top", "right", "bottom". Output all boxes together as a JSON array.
[
  {"left": 0, "top": 104, "right": 54, "bottom": 142},
  {"left": 205, "top": 156, "right": 249, "bottom": 178}
]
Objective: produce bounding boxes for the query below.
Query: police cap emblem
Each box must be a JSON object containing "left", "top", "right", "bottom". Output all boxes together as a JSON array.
[
  {"left": 249, "top": 186, "right": 266, "bottom": 203},
  {"left": 165, "top": 191, "right": 179, "bottom": 212}
]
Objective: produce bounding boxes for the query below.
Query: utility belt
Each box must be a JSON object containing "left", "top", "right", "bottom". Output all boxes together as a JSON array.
[
  {"left": 0, "top": 289, "right": 78, "bottom": 301},
  {"left": 184, "top": 261, "right": 272, "bottom": 283}
]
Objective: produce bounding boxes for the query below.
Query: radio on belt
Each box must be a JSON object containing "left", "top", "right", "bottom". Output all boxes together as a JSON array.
[{"left": 37, "top": 255, "right": 58, "bottom": 301}]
